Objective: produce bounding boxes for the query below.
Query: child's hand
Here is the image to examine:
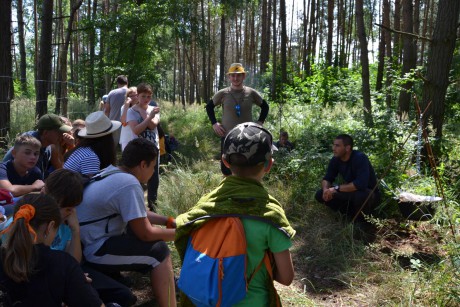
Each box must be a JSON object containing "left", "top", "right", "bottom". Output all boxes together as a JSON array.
[
  {"left": 32, "top": 180, "right": 45, "bottom": 191},
  {"left": 64, "top": 208, "right": 80, "bottom": 233},
  {"left": 84, "top": 273, "right": 92, "bottom": 283},
  {"left": 149, "top": 107, "right": 160, "bottom": 119},
  {"left": 61, "top": 133, "right": 75, "bottom": 150}
]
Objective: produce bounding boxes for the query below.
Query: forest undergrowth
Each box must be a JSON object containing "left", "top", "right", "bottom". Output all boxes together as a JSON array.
[
  {"left": 154, "top": 101, "right": 460, "bottom": 306},
  {"left": 2, "top": 98, "right": 459, "bottom": 306}
]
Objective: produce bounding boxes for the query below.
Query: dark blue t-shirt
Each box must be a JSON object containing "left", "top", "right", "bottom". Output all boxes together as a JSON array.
[
  {"left": 0, "top": 160, "right": 42, "bottom": 185},
  {"left": 323, "top": 150, "right": 378, "bottom": 191},
  {"left": 0, "top": 244, "right": 102, "bottom": 307},
  {"left": 2, "top": 131, "right": 49, "bottom": 179}
]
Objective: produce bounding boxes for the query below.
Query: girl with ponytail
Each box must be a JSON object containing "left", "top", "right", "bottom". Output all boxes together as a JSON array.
[{"left": 0, "top": 193, "right": 103, "bottom": 306}]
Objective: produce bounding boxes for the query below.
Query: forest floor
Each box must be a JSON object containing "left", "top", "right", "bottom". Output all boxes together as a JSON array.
[{"left": 123, "top": 210, "right": 444, "bottom": 306}]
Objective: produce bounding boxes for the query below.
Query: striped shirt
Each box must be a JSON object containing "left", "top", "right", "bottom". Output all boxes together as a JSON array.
[{"left": 63, "top": 147, "right": 100, "bottom": 176}]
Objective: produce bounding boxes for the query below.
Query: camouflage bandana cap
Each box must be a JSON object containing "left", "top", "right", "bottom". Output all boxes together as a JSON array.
[{"left": 223, "top": 122, "right": 277, "bottom": 166}]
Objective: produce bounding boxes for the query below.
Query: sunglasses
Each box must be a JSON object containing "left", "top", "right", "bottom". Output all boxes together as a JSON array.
[{"left": 235, "top": 104, "right": 241, "bottom": 117}]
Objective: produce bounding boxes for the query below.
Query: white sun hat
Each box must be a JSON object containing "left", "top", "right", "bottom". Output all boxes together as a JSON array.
[{"left": 78, "top": 111, "right": 121, "bottom": 138}]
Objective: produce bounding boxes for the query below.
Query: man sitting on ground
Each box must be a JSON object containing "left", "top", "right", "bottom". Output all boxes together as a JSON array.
[
  {"left": 315, "top": 134, "right": 380, "bottom": 220},
  {"left": 2, "top": 113, "right": 72, "bottom": 177},
  {"left": 77, "top": 138, "right": 176, "bottom": 307}
]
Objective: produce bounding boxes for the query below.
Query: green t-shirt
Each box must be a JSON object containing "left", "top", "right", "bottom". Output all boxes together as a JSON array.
[{"left": 233, "top": 218, "right": 292, "bottom": 306}]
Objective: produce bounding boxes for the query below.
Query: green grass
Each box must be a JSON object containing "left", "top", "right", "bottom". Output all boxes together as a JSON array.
[
  {"left": 4, "top": 97, "right": 460, "bottom": 306},
  {"left": 155, "top": 100, "right": 460, "bottom": 306}
]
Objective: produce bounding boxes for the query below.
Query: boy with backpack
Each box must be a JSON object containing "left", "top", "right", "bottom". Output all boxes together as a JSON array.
[{"left": 175, "top": 122, "right": 296, "bottom": 306}]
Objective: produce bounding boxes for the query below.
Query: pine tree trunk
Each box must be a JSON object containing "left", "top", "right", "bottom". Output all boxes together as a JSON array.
[
  {"left": 356, "top": 0, "right": 373, "bottom": 126},
  {"left": 393, "top": 0, "right": 402, "bottom": 64},
  {"left": 260, "top": 0, "right": 270, "bottom": 74},
  {"left": 422, "top": 0, "right": 460, "bottom": 138},
  {"left": 326, "top": 0, "right": 334, "bottom": 66},
  {"left": 271, "top": 0, "right": 277, "bottom": 100},
  {"left": 56, "top": 0, "right": 83, "bottom": 116},
  {"left": 280, "top": 0, "right": 287, "bottom": 85},
  {"left": 305, "top": 0, "right": 316, "bottom": 76},
  {"left": 17, "top": 0, "right": 27, "bottom": 94},
  {"left": 397, "top": 0, "right": 416, "bottom": 119},
  {"left": 301, "top": 0, "right": 309, "bottom": 73},
  {"left": 218, "top": 15, "right": 226, "bottom": 90},
  {"left": 35, "top": 0, "right": 54, "bottom": 117},
  {"left": 200, "top": 0, "right": 208, "bottom": 103},
  {"left": 0, "top": 0, "right": 12, "bottom": 147},
  {"left": 383, "top": 0, "right": 392, "bottom": 108}
]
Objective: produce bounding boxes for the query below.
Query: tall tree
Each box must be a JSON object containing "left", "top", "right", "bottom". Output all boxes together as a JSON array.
[
  {"left": 393, "top": 0, "right": 402, "bottom": 64},
  {"left": 305, "top": 0, "right": 316, "bottom": 76},
  {"left": 301, "top": 0, "right": 309, "bottom": 73},
  {"left": 17, "top": 0, "right": 27, "bottom": 94},
  {"left": 375, "top": 0, "right": 385, "bottom": 91},
  {"left": 355, "top": 0, "right": 373, "bottom": 126},
  {"left": 383, "top": 0, "right": 392, "bottom": 108},
  {"left": 55, "top": 0, "right": 83, "bottom": 116},
  {"left": 326, "top": 0, "right": 334, "bottom": 66},
  {"left": 422, "top": 0, "right": 460, "bottom": 138},
  {"left": 420, "top": 0, "right": 432, "bottom": 65},
  {"left": 200, "top": 0, "right": 209, "bottom": 103},
  {"left": 260, "top": 0, "right": 271, "bottom": 74},
  {"left": 87, "top": 0, "right": 98, "bottom": 106},
  {"left": 271, "top": 0, "right": 277, "bottom": 100},
  {"left": 35, "top": 0, "right": 54, "bottom": 117},
  {"left": 280, "top": 0, "right": 287, "bottom": 85},
  {"left": 218, "top": 15, "right": 226, "bottom": 89},
  {"left": 398, "top": 0, "right": 416, "bottom": 119},
  {"left": 0, "top": 0, "right": 12, "bottom": 147}
]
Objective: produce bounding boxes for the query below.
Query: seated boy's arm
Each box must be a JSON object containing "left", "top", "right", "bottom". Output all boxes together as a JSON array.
[
  {"left": 273, "top": 249, "right": 294, "bottom": 286},
  {"left": 0, "top": 179, "right": 44, "bottom": 197},
  {"left": 128, "top": 217, "right": 176, "bottom": 242}
]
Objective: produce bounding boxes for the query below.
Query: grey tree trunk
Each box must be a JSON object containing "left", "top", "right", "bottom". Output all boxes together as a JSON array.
[
  {"left": 35, "top": 0, "right": 54, "bottom": 117},
  {"left": 397, "top": 0, "right": 416, "bottom": 119},
  {"left": 0, "top": 0, "right": 12, "bottom": 147},
  {"left": 422, "top": 0, "right": 460, "bottom": 138},
  {"left": 17, "top": 0, "right": 27, "bottom": 94},
  {"left": 356, "top": 0, "right": 373, "bottom": 126}
]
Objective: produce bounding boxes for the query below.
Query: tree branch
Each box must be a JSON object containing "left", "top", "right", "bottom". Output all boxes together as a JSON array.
[{"left": 375, "top": 23, "right": 432, "bottom": 42}]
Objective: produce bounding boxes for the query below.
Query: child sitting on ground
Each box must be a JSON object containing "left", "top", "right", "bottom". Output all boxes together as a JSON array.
[
  {"left": 0, "top": 193, "right": 103, "bottom": 306},
  {"left": 275, "top": 130, "right": 294, "bottom": 151},
  {"left": 45, "top": 169, "right": 136, "bottom": 307},
  {"left": 0, "top": 135, "right": 44, "bottom": 201},
  {"left": 175, "top": 122, "right": 296, "bottom": 306}
]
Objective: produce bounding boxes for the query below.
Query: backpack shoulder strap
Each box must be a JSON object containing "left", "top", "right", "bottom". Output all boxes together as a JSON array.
[
  {"left": 246, "top": 251, "right": 281, "bottom": 307},
  {"left": 90, "top": 168, "right": 124, "bottom": 183},
  {"left": 79, "top": 169, "right": 123, "bottom": 229}
]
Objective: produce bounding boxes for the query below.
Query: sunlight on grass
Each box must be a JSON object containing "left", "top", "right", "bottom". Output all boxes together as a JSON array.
[{"left": 4, "top": 97, "right": 459, "bottom": 306}]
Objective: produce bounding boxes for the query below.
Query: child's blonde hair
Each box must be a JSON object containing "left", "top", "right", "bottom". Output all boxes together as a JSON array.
[{"left": 13, "top": 134, "right": 41, "bottom": 150}]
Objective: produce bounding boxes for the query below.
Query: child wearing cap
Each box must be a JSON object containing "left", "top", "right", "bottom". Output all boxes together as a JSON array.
[
  {"left": 2, "top": 113, "right": 72, "bottom": 178},
  {"left": 175, "top": 122, "right": 296, "bottom": 306},
  {"left": 0, "top": 135, "right": 44, "bottom": 201}
]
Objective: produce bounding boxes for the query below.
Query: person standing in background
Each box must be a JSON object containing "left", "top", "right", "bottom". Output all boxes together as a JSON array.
[
  {"left": 104, "top": 75, "right": 128, "bottom": 145},
  {"left": 206, "top": 63, "right": 269, "bottom": 175}
]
